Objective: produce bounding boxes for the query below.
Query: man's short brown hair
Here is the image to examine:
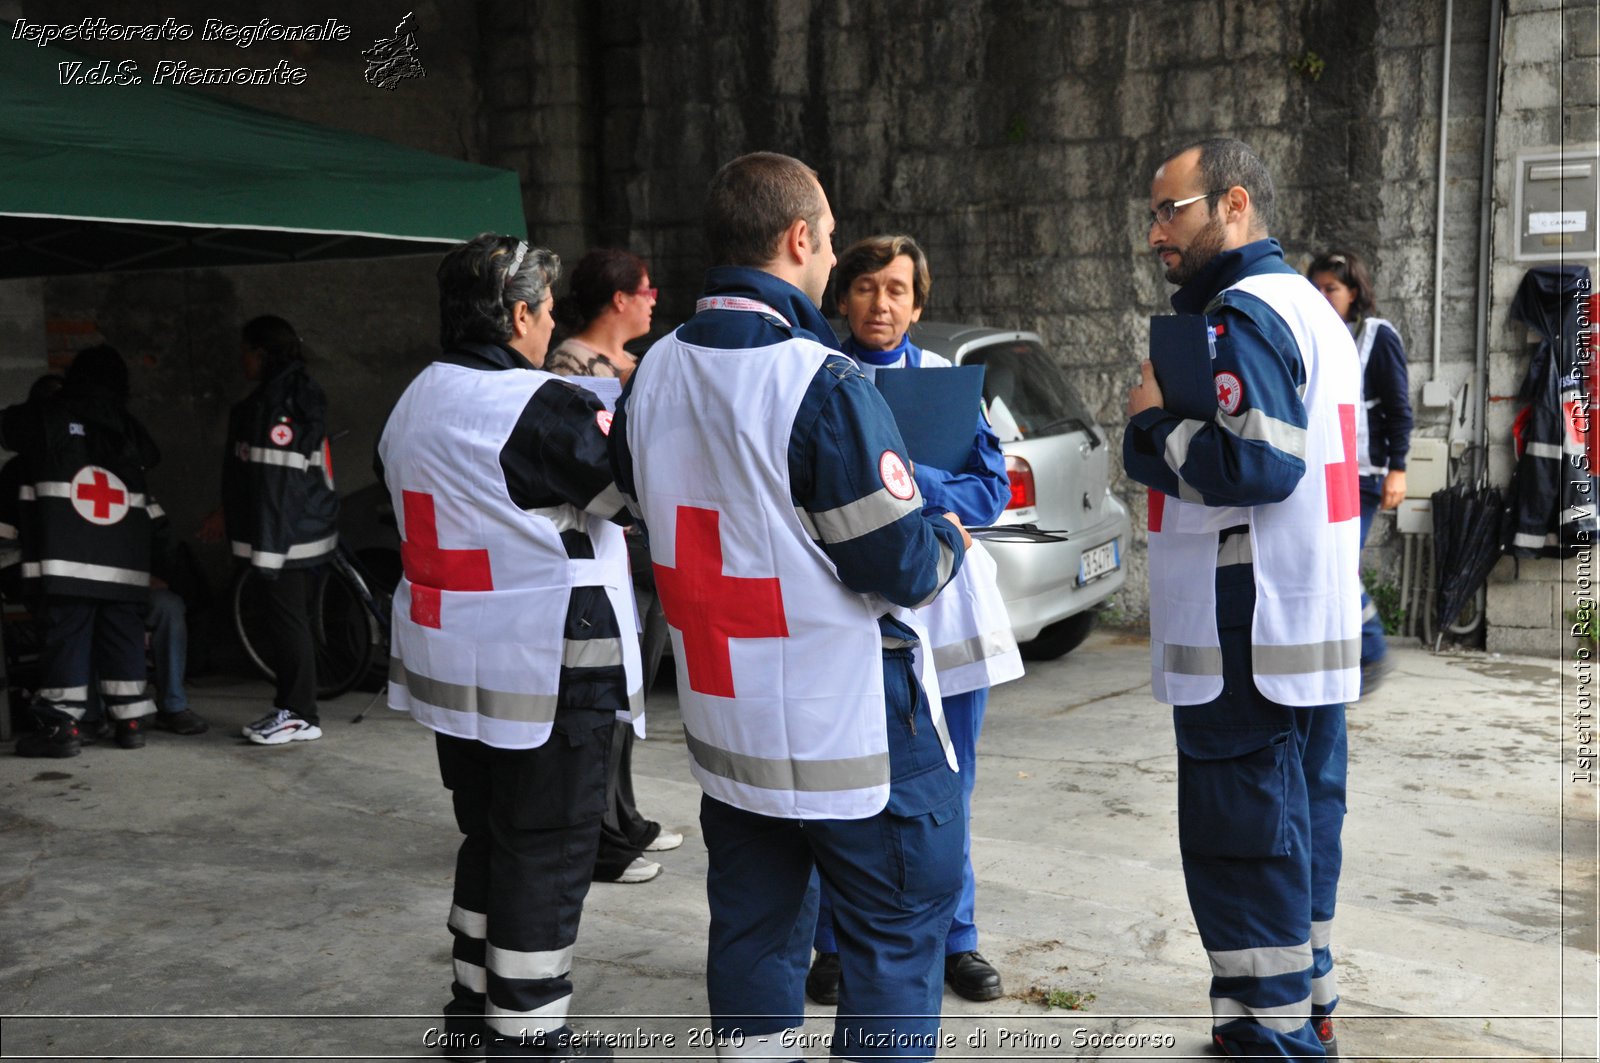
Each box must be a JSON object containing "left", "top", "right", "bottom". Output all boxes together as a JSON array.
[
  {"left": 835, "top": 235, "right": 932, "bottom": 310},
  {"left": 705, "top": 152, "right": 823, "bottom": 267}
]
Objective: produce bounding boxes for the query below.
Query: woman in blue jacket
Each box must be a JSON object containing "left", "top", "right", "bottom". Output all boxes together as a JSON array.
[{"left": 1308, "top": 249, "right": 1413, "bottom": 687}]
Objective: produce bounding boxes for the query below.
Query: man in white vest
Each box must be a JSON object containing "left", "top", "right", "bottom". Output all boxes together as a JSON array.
[
  {"left": 612, "top": 153, "right": 972, "bottom": 1061},
  {"left": 379, "top": 234, "right": 640, "bottom": 1060},
  {"left": 1124, "top": 139, "right": 1362, "bottom": 1061}
]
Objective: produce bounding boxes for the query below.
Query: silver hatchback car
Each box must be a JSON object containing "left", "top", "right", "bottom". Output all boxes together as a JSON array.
[{"left": 909, "top": 322, "right": 1131, "bottom": 659}]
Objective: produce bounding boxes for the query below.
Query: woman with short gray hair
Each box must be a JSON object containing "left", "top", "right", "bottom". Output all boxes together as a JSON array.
[{"left": 379, "top": 231, "right": 641, "bottom": 1052}]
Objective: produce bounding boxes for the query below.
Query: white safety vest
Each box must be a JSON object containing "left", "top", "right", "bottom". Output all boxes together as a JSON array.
[
  {"left": 627, "top": 327, "right": 953, "bottom": 820},
  {"left": 852, "top": 349, "right": 1023, "bottom": 696},
  {"left": 379, "top": 362, "right": 642, "bottom": 749},
  {"left": 1147, "top": 274, "right": 1363, "bottom": 707},
  {"left": 1353, "top": 317, "right": 1395, "bottom": 479}
]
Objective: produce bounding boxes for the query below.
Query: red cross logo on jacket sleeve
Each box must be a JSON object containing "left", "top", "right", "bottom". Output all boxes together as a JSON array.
[
  {"left": 652, "top": 505, "right": 789, "bottom": 698},
  {"left": 399, "top": 490, "right": 494, "bottom": 628}
]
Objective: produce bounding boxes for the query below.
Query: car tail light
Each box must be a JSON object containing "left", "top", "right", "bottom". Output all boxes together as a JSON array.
[{"left": 1005, "top": 454, "right": 1035, "bottom": 509}]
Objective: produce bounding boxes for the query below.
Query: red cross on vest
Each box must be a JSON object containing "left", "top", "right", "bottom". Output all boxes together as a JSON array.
[
  {"left": 72, "top": 466, "right": 128, "bottom": 525},
  {"left": 652, "top": 505, "right": 789, "bottom": 698},
  {"left": 400, "top": 490, "right": 494, "bottom": 628},
  {"left": 1324, "top": 403, "right": 1359, "bottom": 523}
]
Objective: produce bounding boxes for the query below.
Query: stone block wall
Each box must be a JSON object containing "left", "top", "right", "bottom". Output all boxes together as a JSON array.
[{"left": 489, "top": 0, "right": 1494, "bottom": 626}]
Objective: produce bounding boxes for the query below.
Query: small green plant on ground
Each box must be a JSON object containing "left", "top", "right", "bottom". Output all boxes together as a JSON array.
[
  {"left": 1023, "top": 985, "right": 1096, "bottom": 1010},
  {"left": 1362, "top": 569, "right": 1406, "bottom": 635}
]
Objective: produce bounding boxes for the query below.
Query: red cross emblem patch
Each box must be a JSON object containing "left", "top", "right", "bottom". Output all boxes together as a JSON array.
[
  {"left": 399, "top": 490, "right": 494, "bottom": 628},
  {"left": 1214, "top": 371, "right": 1243, "bottom": 415},
  {"left": 879, "top": 450, "right": 915, "bottom": 500},
  {"left": 70, "top": 466, "right": 130, "bottom": 525},
  {"left": 270, "top": 423, "right": 294, "bottom": 446}
]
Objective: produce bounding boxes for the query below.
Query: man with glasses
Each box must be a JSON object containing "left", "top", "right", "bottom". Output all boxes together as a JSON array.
[{"left": 1124, "top": 138, "right": 1362, "bottom": 1061}]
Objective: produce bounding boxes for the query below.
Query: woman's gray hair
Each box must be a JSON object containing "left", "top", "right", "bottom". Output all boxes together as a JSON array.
[{"left": 437, "top": 233, "right": 561, "bottom": 349}]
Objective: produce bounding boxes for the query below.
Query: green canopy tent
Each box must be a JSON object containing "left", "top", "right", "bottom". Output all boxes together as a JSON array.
[{"left": 0, "top": 27, "right": 526, "bottom": 277}]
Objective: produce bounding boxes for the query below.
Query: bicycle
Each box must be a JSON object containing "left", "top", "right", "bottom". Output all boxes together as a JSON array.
[{"left": 231, "top": 543, "right": 392, "bottom": 703}]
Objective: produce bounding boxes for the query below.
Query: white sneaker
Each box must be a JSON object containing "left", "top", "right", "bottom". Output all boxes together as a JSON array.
[
  {"left": 613, "top": 857, "right": 661, "bottom": 883},
  {"left": 242, "top": 708, "right": 322, "bottom": 746},
  {"left": 644, "top": 828, "right": 684, "bottom": 852}
]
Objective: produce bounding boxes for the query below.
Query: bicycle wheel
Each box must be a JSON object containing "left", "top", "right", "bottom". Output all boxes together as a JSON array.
[
  {"left": 311, "top": 564, "right": 375, "bottom": 700},
  {"left": 231, "top": 564, "right": 375, "bottom": 700}
]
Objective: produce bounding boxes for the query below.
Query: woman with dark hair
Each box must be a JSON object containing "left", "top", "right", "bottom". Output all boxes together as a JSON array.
[
  {"left": 546, "top": 248, "right": 656, "bottom": 381},
  {"left": 378, "top": 233, "right": 640, "bottom": 1054},
  {"left": 212, "top": 314, "right": 340, "bottom": 744},
  {"left": 1307, "top": 249, "right": 1413, "bottom": 687},
  {"left": 546, "top": 248, "right": 677, "bottom": 886}
]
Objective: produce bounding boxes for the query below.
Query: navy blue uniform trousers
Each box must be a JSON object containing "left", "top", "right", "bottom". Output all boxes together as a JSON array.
[
  {"left": 702, "top": 648, "right": 965, "bottom": 1062},
  {"left": 1175, "top": 612, "right": 1346, "bottom": 1059}
]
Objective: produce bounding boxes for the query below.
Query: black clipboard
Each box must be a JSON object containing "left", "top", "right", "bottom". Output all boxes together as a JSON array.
[
  {"left": 873, "top": 365, "right": 986, "bottom": 472},
  {"left": 1148, "top": 314, "right": 1218, "bottom": 421}
]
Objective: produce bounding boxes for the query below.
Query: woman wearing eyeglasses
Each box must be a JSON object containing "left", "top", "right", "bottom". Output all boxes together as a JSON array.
[
  {"left": 1306, "top": 249, "right": 1413, "bottom": 689},
  {"left": 548, "top": 248, "right": 657, "bottom": 383},
  {"left": 548, "top": 248, "right": 682, "bottom": 888}
]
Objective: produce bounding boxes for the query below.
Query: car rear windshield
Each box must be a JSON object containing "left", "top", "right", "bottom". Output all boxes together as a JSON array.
[{"left": 964, "top": 340, "right": 1099, "bottom": 441}]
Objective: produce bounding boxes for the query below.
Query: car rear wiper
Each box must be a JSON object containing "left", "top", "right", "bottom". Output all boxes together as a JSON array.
[
  {"left": 1027, "top": 416, "right": 1099, "bottom": 445},
  {"left": 967, "top": 523, "right": 1071, "bottom": 543}
]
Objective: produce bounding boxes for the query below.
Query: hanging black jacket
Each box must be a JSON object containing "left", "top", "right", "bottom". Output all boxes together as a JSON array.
[
  {"left": 0, "top": 388, "right": 160, "bottom": 602},
  {"left": 1506, "top": 265, "right": 1595, "bottom": 558},
  {"left": 221, "top": 361, "right": 339, "bottom": 574}
]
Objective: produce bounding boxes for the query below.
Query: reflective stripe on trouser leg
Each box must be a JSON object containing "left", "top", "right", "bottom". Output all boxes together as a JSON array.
[
  {"left": 37, "top": 598, "right": 97, "bottom": 726},
  {"left": 93, "top": 601, "right": 155, "bottom": 720},
  {"left": 701, "top": 792, "right": 819, "bottom": 1058},
  {"left": 1174, "top": 624, "right": 1328, "bottom": 1059}
]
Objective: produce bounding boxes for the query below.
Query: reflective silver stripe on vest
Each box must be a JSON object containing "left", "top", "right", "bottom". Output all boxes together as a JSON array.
[
  {"left": 389, "top": 657, "right": 560, "bottom": 725},
  {"left": 1526, "top": 441, "right": 1562, "bottom": 460},
  {"left": 233, "top": 532, "right": 338, "bottom": 570},
  {"left": 1310, "top": 919, "right": 1333, "bottom": 949},
  {"left": 1217, "top": 532, "right": 1253, "bottom": 568},
  {"left": 1513, "top": 531, "right": 1547, "bottom": 550},
  {"left": 932, "top": 628, "right": 1015, "bottom": 672},
  {"left": 683, "top": 726, "right": 889, "bottom": 794},
  {"left": 449, "top": 903, "right": 487, "bottom": 939},
  {"left": 1215, "top": 407, "right": 1309, "bottom": 458},
  {"left": 563, "top": 637, "right": 623, "bottom": 669},
  {"left": 1163, "top": 418, "right": 1206, "bottom": 476},
  {"left": 1207, "top": 942, "right": 1311, "bottom": 979},
  {"left": 1177, "top": 476, "right": 1204, "bottom": 503},
  {"left": 487, "top": 942, "right": 575, "bottom": 981},
  {"left": 806, "top": 486, "right": 922, "bottom": 545},
  {"left": 584, "top": 482, "right": 628, "bottom": 520},
  {"left": 1254, "top": 638, "right": 1361, "bottom": 675},
  {"left": 486, "top": 995, "right": 569, "bottom": 1038},
  {"left": 26, "top": 482, "right": 150, "bottom": 508},
  {"left": 1311, "top": 968, "right": 1338, "bottom": 1006},
  {"left": 1210, "top": 994, "right": 1314, "bottom": 1034},
  {"left": 453, "top": 958, "right": 487, "bottom": 994},
  {"left": 25, "top": 559, "right": 148, "bottom": 586},
  {"left": 911, "top": 539, "right": 957, "bottom": 608},
  {"left": 1163, "top": 642, "right": 1224, "bottom": 676},
  {"left": 147, "top": 502, "right": 164, "bottom": 519},
  {"left": 246, "top": 446, "right": 315, "bottom": 470}
]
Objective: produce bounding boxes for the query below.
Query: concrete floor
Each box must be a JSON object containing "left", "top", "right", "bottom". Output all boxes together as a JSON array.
[{"left": 0, "top": 632, "right": 1594, "bottom": 1061}]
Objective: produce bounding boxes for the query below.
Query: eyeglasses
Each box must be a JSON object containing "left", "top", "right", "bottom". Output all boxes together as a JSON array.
[
  {"left": 1150, "top": 190, "right": 1229, "bottom": 226},
  {"left": 632, "top": 287, "right": 658, "bottom": 301}
]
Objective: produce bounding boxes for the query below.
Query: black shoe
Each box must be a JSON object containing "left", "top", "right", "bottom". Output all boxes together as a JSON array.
[
  {"left": 944, "top": 950, "right": 1003, "bottom": 1001},
  {"left": 80, "top": 716, "right": 112, "bottom": 744},
  {"left": 114, "top": 717, "right": 146, "bottom": 749},
  {"left": 16, "top": 723, "right": 82, "bottom": 758},
  {"left": 154, "top": 709, "right": 209, "bottom": 735},
  {"left": 1315, "top": 1017, "right": 1339, "bottom": 1061},
  {"left": 805, "top": 950, "right": 840, "bottom": 1006}
]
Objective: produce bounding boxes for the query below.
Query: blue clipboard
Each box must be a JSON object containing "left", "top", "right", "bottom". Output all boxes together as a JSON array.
[
  {"left": 1148, "top": 314, "right": 1218, "bottom": 422},
  {"left": 873, "top": 365, "right": 986, "bottom": 472}
]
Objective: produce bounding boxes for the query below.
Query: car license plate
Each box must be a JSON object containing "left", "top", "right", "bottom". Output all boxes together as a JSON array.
[{"left": 1077, "top": 539, "right": 1120, "bottom": 585}]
